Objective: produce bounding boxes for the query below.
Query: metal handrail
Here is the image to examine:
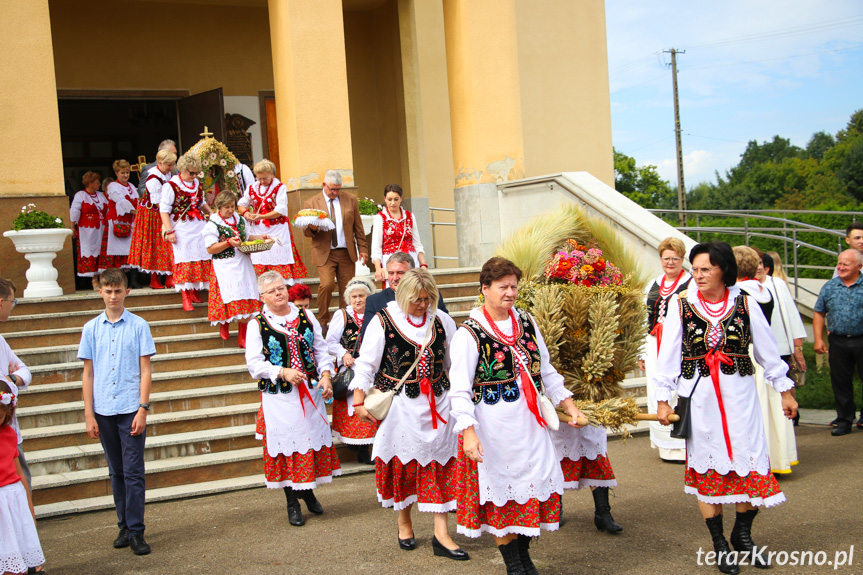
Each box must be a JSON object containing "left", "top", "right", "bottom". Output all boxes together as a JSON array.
[{"left": 429, "top": 207, "right": 458, "bottom": 262}]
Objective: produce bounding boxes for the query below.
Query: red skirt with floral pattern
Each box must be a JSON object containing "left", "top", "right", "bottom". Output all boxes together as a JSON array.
[
  {"left": 173, "top": 260, "right": 211, "bottom": 287},
  {"left": 261, "top": 434, "right": 341, "bottom": 488},
  {"left": 560, "top": 455, "right": 616, "bottom": 489},
  {"left": 207, "top": 266, "right": 261, "bottom": 323},
  {"left": 254, "top": 263, "right": 304, "bottom": 281},
  {"left": 684, "top": 466, "right": 784, "bottom": 506},
  {"left": 375, "top": 456, "right": 457, "bottom": 511},
  {"left": 457, "top": 437, "right": 560, "bottom": 537},
  {"left": 128, "top": 207, "right": 173, "bottom": 273},
  {"left": 331, "top": 399, "right": 379, "bottom": 444}
]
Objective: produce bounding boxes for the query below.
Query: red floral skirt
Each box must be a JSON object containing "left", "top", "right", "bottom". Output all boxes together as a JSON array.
[
  {"left": 173, "top": 260, "right": 211, "bottom": 288},
  {"left": 684, "top": 466, "right": 785, "bottom": 507},
  {"left": 254, "top": 263, "right": 304, "bottom": 281},
  {"left": 98, "top": 221, "right": 130, "bottom": 271},
  {"left": 76, "top": 235, "right": 100, "bottom": 277},
  {"left": 207, "top": 266, "right": 261, "bottom": 323},
  {"left": 261, "top": 434, "right": 341, "bottom": 489},
  {"left": 128, "top": 207, "right": 173, "bottom": 273},
  {"left": 560, "top": 455, "right": 617, "bottom": 489},
  {"left": 457, "top": 437, "right": 561, "bottom": 537},
  {"left": 331, "top": 399, "right": 379, "bottom": 444},
  {"left": 375, "top": 456, "right": 458, "bottom": 511}
]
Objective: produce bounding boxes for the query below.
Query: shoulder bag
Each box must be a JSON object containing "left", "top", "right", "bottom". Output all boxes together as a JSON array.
[
  {"left": 512, "top": 347, "right": 560, "bottom": 432},
  {"left": 332, "top": 312, "right": 358, "bottom": 401}
]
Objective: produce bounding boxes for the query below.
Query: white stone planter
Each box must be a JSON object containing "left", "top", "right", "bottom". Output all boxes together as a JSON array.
[
  {"left": 4, "top": 228, "right": 73, "bottom": 298},
  {"left": 356, "top": 215, "right": 375, "bottom": 276}
]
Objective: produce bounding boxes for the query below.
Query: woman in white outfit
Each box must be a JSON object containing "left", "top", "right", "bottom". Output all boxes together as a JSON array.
[
  {"left": 70, "top": 171, "right": 107, "bottom": 278},
  {"left": 102, "top": 159, "right": 138, "bottom": 270}
]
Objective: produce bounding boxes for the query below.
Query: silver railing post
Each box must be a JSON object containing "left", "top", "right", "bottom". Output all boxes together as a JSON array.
[{"left": 792, "top": 228, "right": 799, "bottom": 299}]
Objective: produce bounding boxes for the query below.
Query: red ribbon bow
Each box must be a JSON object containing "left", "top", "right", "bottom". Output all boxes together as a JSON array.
[
  {"left": 520, "top": 370, "right": 548, "bottom": 429},
  {"left": 704, "top": 348, "right": 734, "bottom": 460},
  {"left": 650, "top": 322, "right": 664, "bottom": 354},
  {"left": 420, "top": 376, "right": 447, "bottom": 430}
]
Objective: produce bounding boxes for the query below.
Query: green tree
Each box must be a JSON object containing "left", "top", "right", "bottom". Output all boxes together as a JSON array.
[
  {"left": 805, "top": 131, "right": 836, "bottom": 160},
  {"left": 837, "top": 136, "right": 863, "bottom": 202},
  {"left": 613, "top": 148, "right": 676, "bottom": 209},
  {"left": 727, "top": 136, "right": 802, "bottom": 186}
]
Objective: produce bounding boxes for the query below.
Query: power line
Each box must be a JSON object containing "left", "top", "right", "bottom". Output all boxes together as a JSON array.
[
  {"left": 681, "top": 15, "right": 863, "bottom": 50},
  {"left": 680, "top": 44, "right": 863, "bottom": 72}
]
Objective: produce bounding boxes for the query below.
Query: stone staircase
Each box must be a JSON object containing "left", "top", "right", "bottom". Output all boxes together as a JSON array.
[{"left": 4, "top": 266, "right": 647, "bottom": 518}]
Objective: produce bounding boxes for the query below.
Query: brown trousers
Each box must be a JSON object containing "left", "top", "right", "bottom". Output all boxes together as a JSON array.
[{"left": 316, "top": 248, "right": 354, "bottom": 326}]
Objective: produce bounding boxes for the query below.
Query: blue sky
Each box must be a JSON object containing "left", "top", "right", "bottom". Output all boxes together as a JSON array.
[{"left": 605, "top": 1, "right": 863, "bottom": 187}]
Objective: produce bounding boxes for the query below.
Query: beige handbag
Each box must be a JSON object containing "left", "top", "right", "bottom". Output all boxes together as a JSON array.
[
  {"left": 512, "top": 349, "right": 560, "bottom": 431},
  {"left": 364, "top": 319, "right": 434, "bottom": 421}
]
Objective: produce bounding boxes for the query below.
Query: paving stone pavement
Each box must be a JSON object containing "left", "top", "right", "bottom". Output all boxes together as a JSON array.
[{"left": 34, "top": 423, "right": 862, "bottom": 575}]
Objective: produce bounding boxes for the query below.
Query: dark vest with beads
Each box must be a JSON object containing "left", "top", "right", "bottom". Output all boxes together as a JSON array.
[
  {"left": 373, "top": 308, "right": 449, "bottom": 398},
  {"left": 647, "top": 277, "right": 690, "bottom": 332},
  {"left": 339, "top": 309, "right": 362, "bottom": 357},
  {"left": 678, "top": 292, "right": 754, "bottom": 379},
  {"left": 255, "top": 310, "right": 318, "bottom": 394},
  {"left": 461, "top": 308, "right": 543, "bottom": 406},
  {"left": 211, "top": 217, "right": 248, "bottom": 260}
]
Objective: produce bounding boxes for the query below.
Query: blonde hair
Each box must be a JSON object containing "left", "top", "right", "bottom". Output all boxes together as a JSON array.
[
  {"left": 395, "top": 269, "right": 438, "bottom": 314},
  {"left": 343, "top": 276, "right": 375, "bottom": 305},
  {"left": 156, "top": 149, "right": 177, "bottom": 165},
  {"left": 732, "top": 245, "right": 761, "bottom": 279},
  {"left": 101, "top": 178, "right": 114, "bottom": 193},
  {"left": 253, "top": 159, "right": 277, "bottom": 175},
  {"left": 213, "top": 191, "right": 237, "bottom": 210},
  {"left": 177, "top": 153, "right": 201, "bottom": 173},
  {"left": 767, "top": 251, "right": 787, "bottom": 282},
  {"left": 113, "top": 159, "right": 131, "bottom": 172},
  {"left": 657, "top": 237, "right": 686, "bottom": 258}
]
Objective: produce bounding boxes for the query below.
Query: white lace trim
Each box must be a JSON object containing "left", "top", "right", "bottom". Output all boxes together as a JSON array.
[
  {"left": 556, "top": 441, "right": 606, "bottom": 462},
  {"left": 211, "top": 311, "right": 257, "bottom": 326},
  {"left": 457, "top": 522, "right": 558, "bottom": 539},
  {"left": 371, "top": 427, "right": 459, "bottom": 468},
  {"left": 331, "top": 431, "right": 374, "bottom": 446},
  {"left": 452, "top": 415, "right": 479, "bottom": 434},
  {"left": 562, "top": 478, "right": 617, "bottom": 490},
  {"left": 265, "top": 430, "right": 334, "bottom": 458},
  {"left": 173, "top": 281, "right": 209, "bottom": 291},
  {"left": 376, "top": 492, "right": 457, "bottom": 512},
  {"left": 684, "top": 486, "right": 786, "bottom": 508},
  {"left": 265, "top": 470, "right": 340, "bottom": 490},
  {"left": 481, "top": 474, "right": 563, "bottom": 507},
  {"left": 686, "top": 453, "right": 771, "bottom": 477}
]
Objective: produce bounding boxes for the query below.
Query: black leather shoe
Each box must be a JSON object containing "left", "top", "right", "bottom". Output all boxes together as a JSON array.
[
  {"left": 398, "top": 529, "right": 416, "bottom": 551},
  {"left": 356, "top": 446, "right": 375, "bottom": 465},
  {"left": 113, "top": 527, "right": 130, "bottom": 549},
  {"left": 832, "top": 422, "right": 852, "bottom": 436},
  {"left": 432, "top": 536, "right": 470, "bottom": 561},
  {"left": 299, "top": 490, "right": 323, "bottom": 515},
  {"left": 129, "top": 534, "right": 151, "bottom": 556},
  {"left": 830, "top": 418, "right": 840, "bottom": 426}
]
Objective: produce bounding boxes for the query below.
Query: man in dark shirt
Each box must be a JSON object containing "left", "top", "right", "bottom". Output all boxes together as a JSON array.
[
  {"left": 359, "top": 251, "right": 448, "bottom": 342},
  {"left": 814, "top": 249, "right": 863, "bottom": 436}
]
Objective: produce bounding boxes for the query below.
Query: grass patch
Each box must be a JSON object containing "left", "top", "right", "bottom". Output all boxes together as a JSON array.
[{"left": 795, "top": 341, "right": 863, "bottom": 410}]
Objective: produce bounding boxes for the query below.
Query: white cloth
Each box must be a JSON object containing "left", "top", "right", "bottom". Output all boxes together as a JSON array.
[
  {"left": 245, "top": 305, "right": 335, "bottom": 460},
  {"left": 203, "top": 214, "right": 259, "bottom": 307},
  {"left": 751, "top": 345, "right": 798, "bottom": 473},
  {"left": 1, "top": 335, "right": 31, "bottom": 444},
  {"left": 448, "top": 307, "right": 572, "bottom": 508},
  {"left": 69, "top": 190, "right": 106, "bottom": 260},
  {"left": 322, "top": 190, "right": 346, "bottom": 249},
  {"left": 763, "top": 276, "right": 807, "bottom": 356},
  {"left": 370, "top": 208, "right": 425, "bottom": 265},
  {"left": 238, "top": 178, "right": 295, "bottom": 266},
  {"left": 0, "top": 482, "right": 45, "bottom": 573},
  {"left": 144, "top": 166, "right": 170, "bottom": 207},
  {"left": 325, "top": 306, "right": 362, "bottom": 416},
  {"left": 350, "top": 302, "right": 459, "bottom": 468},
  {"left": 159, "top": 176, "right": 212, "bottom": 266},
  {"left": 653, "top": 286, "right": 794, "bottom": 483},
  {"left": 234, "top": 163, "right": 255, "bottom": 192},
  {"left": 105, "top": 181, "right": 137, "bottom": 256},
  {"left": 551, "top": 424, "right": 618, "bottom": 489}
]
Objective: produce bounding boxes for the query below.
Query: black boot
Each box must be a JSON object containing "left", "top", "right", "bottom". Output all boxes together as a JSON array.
[
  {"left": 705, "top": 515, "right": 739, "bottom": 574},
  {"left": 498, "top": 539, "right": 527, "bottom": 575},
  {"left": 284, "top": 487, "right": 305, "bottom": 526},
  {"left": 592, "top": 487, "right": 622, "bottom": 534},
  {"left": 298, "top": 489, "right": 323, "bottom": 514},
  {"left": 730, "top": 509, "right": 769, "bottom": 569},
  {"left": 516, "top": 535, "right": 539, "bottom": 575},
  {"left": 356, "top": 445, "right": 374, "bottom": 465}
]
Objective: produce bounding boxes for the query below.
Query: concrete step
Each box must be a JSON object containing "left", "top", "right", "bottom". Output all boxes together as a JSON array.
[
  {"left": 3, "top": 302, "right": 209, "bottom": 332},
  {"left": 20, "top": 365, "right": 254, "bottom": 408},
  {"left": 28, "top": 347, "right": 246, "bottom": 385},
  {"left": 18, "top": 382, "right": 260, "bottom": 430},
  {"left": 34, "top": 461, "right": 374, "bottom": 519}
]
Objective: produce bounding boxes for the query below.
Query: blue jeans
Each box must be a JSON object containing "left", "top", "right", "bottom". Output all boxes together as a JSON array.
[{"left": 95, "top": 411, "right": 146, "bottom": 534}]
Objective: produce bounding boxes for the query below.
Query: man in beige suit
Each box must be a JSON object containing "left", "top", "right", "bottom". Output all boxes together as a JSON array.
[{"left": 303, "top": 170, "right": 369, "bottom": 326}]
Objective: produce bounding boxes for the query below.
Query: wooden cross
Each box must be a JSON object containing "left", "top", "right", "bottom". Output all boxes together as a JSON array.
[
  {"left": 200, "top": 126, "right": 214, "bottom": 138},
  {"left": 130, "top": 155, "right": 148, "bottom": 175}
]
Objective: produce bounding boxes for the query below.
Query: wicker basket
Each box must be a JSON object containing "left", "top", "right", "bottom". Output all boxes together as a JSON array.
[{"left": 237, "top": 239, "right": 276, "bottom": 254}]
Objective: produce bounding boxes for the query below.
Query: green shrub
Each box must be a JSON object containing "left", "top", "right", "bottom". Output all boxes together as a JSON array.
[{"left": 11, "top": 203, "right": 66, "bottom": 231}]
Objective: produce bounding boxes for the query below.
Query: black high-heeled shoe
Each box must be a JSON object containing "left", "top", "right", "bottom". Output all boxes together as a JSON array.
[
  {"left": 398, "top": 528, "right": 416, "bottom": 551},
  {"left": 432, "top": 536, "right": 470, "bottom": 561}
]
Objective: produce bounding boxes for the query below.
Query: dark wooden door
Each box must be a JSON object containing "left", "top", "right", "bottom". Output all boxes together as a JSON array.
[{"left": 177, "top": 88, "right": 225, "bottom": 153}]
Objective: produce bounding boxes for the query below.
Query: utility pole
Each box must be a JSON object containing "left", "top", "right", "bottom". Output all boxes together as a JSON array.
[{"left": 665, "top": 48, "right": 686, "bottom": 227}]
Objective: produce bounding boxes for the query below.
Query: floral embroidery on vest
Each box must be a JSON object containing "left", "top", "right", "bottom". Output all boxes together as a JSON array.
[
  {"left": 256, "top": 311, "right": 319, "bottom": 394},
  {"left": 679, "top": 293, "right": 754, "bottom": 379},
  {"left": 373, "top": 309, "right": 449, "bottom": 397}
]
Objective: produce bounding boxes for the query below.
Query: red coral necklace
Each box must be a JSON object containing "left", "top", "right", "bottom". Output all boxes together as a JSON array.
[
  {"left": 405, "top": 311, "right": 427, "bottom": 328},
  {"left": 697, "top": 288, "right": 729, "bottom": 318},
  {"left": 659, "top": 270, "right": 684, "bottom": 297},
  {"left": 482, "top": 306, "right": 519, "bottom": 346}
]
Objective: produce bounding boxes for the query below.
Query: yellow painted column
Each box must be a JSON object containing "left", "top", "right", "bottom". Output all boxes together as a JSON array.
[
  {"left": 0, "top": 0, "right": 74, "bottom": 292},
  {"left": 443, "top": 0, "right": 525, "bottom": 187},
  {"left": 267, "top": 0, "right": 354, "bottom": 189}
]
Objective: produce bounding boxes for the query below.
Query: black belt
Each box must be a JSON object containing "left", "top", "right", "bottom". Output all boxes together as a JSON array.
[{"left": 829, "top": 332, "right": 863, "bottom": 339}]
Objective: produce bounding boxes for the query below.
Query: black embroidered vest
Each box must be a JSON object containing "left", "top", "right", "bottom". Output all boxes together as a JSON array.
[
  {"left": 255, "top": 310, "right": 319, "bottom": 394},
  {"left": 679, "top": 292, "right": 754, "bottom": 379},
  {"left": 461, "top": 308, "right": 543, "bottom": 406},
  {"left": 373, "top": 308, "right": 449, "bottom": 398},
  {"left": 647, "top": 277, "right": 690, "bottom": 332},
  {"left": 339, "top": 309, "right": 362, "bottom": 357},
  {"left": 211, "top": 217, "right": 247, "bottom": 260}
]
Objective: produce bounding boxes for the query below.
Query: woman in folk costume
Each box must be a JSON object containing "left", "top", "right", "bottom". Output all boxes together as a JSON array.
[
  {"left": 159, "top": 153, "right": 213, "bottom": 311},
  {"left": 246, "top": 271, "right": 339, "bottom": 527},
  {"left": 371, "top": 184, "right": 428, "bottom": 284},
  {"left": 203, "top": 192, "right": 267, "bottom": 348},
  {"left": 640, "top": 237, "right": 691, "bottom": 462},
  {"left": 70, "top": 171, "right": 107, "bottom": 278},
  {"left": 101, "top": 159, "right": 138, "bottom": 270},
  {"left": 350, "top": 269, "right": 468, "bottom": 561},
  {"left": 656, "top": 241, "right": 797, "bottom": 574},
  {"left": 450, "top": 257, "right": 584, "bottom": 575},
  {"left": 237, "top": 159, "right": 306, "bottom": 284},
  {"left": 129, "top": 149, "right": 177, "bottom": 290},
  {"left": 325, "top": 276, "right": 379, "bottom": 465}
]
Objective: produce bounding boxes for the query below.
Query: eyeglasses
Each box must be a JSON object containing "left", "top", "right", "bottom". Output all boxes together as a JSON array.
[
  {"left": 325, "top": 184, "right": 342, "bottom": 193},
  {"left": 1, "top": 298, "right": 16, "bottom": 309},
  {"left": 691, "top": 267, "right": 718, "bottom": 277},
  {"left": 187, "top": 170, "right": 200, "bottom": 177},
  {"left": 410, "top": 297, "right": 430, "bottom": 305},
  {"left": 262, "top": 286, "right": 288, "bottom": 297},
  {"left": 661, "top": 257, "right": 682, "bottom": 263}
]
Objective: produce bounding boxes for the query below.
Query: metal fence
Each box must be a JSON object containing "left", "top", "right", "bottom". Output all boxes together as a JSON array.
[{"left": 429, "top": 207, "right": 458, "bottom": 264}]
